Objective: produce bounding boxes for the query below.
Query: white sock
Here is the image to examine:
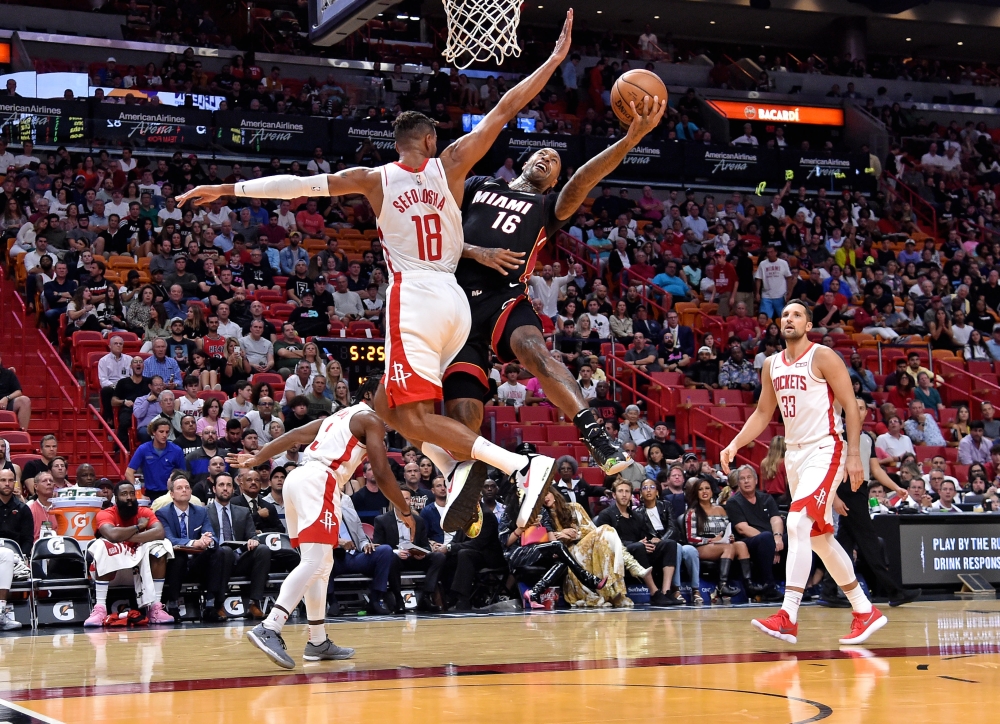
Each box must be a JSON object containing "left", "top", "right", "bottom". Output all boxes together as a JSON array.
[
  {"left": 308, "top": 623, "right": 327, "bottom": 645},
  {"left": 471, "top": 437, "right": 528, "bottom": 476},
  {"left": 95, "top": 582, "right": 109, "bottom": 608},
  {"left": 153, "top": 579, "right": 164, "bottom": 602},
  {"left": 421, "top": 443, "right": 458, "bottom": 479},
  {"left": 782, "top": 589, "right": 803, "bottom": 624},
  {"left": 263, "top": 606, "right": 289, "bottom": 633},
  {"left": 845, "top": 585, "right": 873, "bottom": 615}
]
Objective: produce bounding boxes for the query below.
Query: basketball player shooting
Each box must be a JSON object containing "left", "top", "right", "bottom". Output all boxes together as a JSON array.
[
  {"left": 226, "top": 377, "right": 415, "bottom": 669},
  {"left": 179, "top": 10, "right": 575, "bottom": 538},
  {"left": 442, "top": 95, "right": 667, "bottom": 528},
  {"left": 720, "top": 300, "right": 888, "bottom": 646}
]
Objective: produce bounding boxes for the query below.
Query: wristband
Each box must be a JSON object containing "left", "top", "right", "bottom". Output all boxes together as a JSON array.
[{"left": 401, "top": 510, "right": 413, "bottom": 517}]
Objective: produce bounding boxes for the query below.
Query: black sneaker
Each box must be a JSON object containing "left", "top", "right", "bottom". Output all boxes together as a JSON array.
[
  {"left": 759, "top": 586, "right": 784, "bottom": 603},
  {"left": 650, "top": 591, "right": 682, "bottom": 607},
  {"left": 441, "top": 461, "right": 489, "bottom": 533},
  {"left": 888, "top": 588, "right": 921, "bottom": 607},
  {"left": 582, "top": 427, "right": 631, "bottom": 475}
]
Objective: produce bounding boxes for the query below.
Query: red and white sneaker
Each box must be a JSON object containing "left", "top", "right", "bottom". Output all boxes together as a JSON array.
[
  {"left": 83, "top": 604, "right": 107, "bottom": 628},
  {"left": 514, "top": 455, "right": 557, "bottom": 528},
  {"left": 751, "top": 609, "right": 798, "bottom": 644},
  {"left": 839, "top": 607, "right": 887, "bottom": 645},
  {"left": 147, "top": 602, "right": 175, "bottom": 624}
]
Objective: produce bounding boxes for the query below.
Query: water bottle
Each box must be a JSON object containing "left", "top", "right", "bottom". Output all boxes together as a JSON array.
[{"left": 868, "top": 497, "right": 880, "bottom": 514}]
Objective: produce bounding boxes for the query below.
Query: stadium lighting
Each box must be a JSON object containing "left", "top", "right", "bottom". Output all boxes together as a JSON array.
[
  {"left": 957, "top": 41, "right": 963, "bottom": 45},
  {"left": 764, "top": 25, "right": 771, "bottom": 29},
  {"left": 710, "top": 20, "right": 716, "bottom": 24},
  {"left": 906, "top": 37, "right": 911, "bottom": 41},
  {"left": 409, "top": 15, "right": 420, "bottom": 20},
  {"left": 396, "top": 13, "right": 408, "bottom": 19}
]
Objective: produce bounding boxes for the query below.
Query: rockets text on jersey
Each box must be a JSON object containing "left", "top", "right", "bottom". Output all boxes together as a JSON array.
[{"left": 768, "top": 343, "right": 843, "bottom": 446}]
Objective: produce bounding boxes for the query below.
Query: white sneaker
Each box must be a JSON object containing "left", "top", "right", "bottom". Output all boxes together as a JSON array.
[
  {"left": 514, "top": 455, "right": 557, "bottom": 528},
  {"left": 12, "top": 559, "right": 29, "bottom": 581},
  {"left": 440, "top": 460, "right": 488, "bottom": 533},
  {"left": 1, "top": 605, "right": 22, "bottom": 631}
]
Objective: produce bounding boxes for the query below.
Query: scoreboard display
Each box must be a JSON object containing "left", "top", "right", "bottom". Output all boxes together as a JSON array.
[
  {"left": 0, "top": 100, "right": 86, "bottom": 144},
  {"left": 316, "top": 338, "right": 386, "bottom": 390}
]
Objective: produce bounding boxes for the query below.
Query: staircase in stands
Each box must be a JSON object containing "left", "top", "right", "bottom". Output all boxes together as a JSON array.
[{"left": 0, "top": 273, "right": 123, "bottom": 482}]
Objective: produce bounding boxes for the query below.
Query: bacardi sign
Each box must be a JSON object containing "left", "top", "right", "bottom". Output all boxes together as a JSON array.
[{"left": 707, "top": 100, "right": 844, "bottom": 126}]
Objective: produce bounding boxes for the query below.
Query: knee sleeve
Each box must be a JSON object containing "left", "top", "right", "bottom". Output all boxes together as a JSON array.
[
  {"left": 784, "top": 510, "right": 815, "bottom": 590},
  {"left": 811, "top": 532, "right": 857, "bottom": 587}
]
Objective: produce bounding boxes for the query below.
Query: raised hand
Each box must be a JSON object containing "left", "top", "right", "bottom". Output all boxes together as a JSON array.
[
  {"left": 177, "top": 185, "right": 230, "bottom": 207},
  {"left": 625, "top": 95, "right": 668, "bottom": 144},
  {"left": 550, "top": 9, "right": 574, "bottom": 64}
]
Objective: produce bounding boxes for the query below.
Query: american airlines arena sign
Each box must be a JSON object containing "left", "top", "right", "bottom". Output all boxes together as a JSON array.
[{"left": 707, "top": 100, "right": 844, "bottom": 126}]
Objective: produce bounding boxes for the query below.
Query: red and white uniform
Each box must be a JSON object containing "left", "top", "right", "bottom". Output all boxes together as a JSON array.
[
  {"left": 768, "top": 343, "right": 845, "bottom": 536},
  {"left": 377, "top": 159, "right": 470, "bottom": 407},
  {"left": 284, "top": 404, "right": 369, "bottom": 547}
]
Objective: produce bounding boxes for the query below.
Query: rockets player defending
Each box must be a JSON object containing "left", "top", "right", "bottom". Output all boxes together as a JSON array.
[
  {"left": 442, "top": 96, "right": 667, "bottom": 506},
  {"left": 720, "top": 300, "right": 887, "bottom": 646},
  {"left": 180, "top": 11, "right": 575, "bottom": 536},
  {"left": 227, "top": 377, "right": 414, "bottom": 669}
]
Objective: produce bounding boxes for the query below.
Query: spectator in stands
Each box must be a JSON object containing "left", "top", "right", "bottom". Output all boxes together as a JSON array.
[
  {"left": 241, "top": 396, "right": 279, "bottom": 445},
  {"left": 980, "top": 401, "right": 1000, "bottom": 440},
  {"left": 759, "top": 437, "right": 790, "bottom": 507},
  {"left": 876, "top": 415, "right": 915, "bottom": 466},
  {"left": 157, "top": 475, "right": 228, "bottom": 621},
  {"left": 496, "top": 364, "right": 528, "bottom": 407},
  {"left": 374, "top": 487, "right": 444, "bottom": 613},
  {"left": 401, "top": 462, "right": 432, "bottom": 514},
  {"left": 636, "top": 478, "right": 700, "bottom": 604},
  {"left": 0, "top": 467, "right": 29, "bottom": 627},
  {"left": 718, "top": 344, "right": 757, "bottom": 392},
  {"left": 651, "top": 261, "right": 692, "bottom": 302},
  {"left": 903, "top": 400, "right": 947, "bottom": 446},
  {"left": 624, "top": 332, "right": 661, "bottom": 373},
  {"left": 19, "top": 433, "right": 57, "bottom": 497},
  {"left": 754, "top": 245, "right": 792, "bottom": 319},
  {"left": 204, "top": 472, "right": 270, "bottom": 620},
  {"left": 958, "top": 420, "right": 993, "bottom": 465},
  {"left": 326, "top": 493, "right": 394, "bottom": 615},
  {"left": 618, "top": 405, "right": 654, "bottom": 446},
  {"left": 589, "top": 381, "right": 625, "bottom": 423},
  {"left": 143, "top": 338, "right": 183, "bottom": 389},
  {"left": 97, "top": 336, "right": 133, "bottom": 425},
  {"left": 684, "top": 477, "right": 750, "bottom": 599},
  {"left": 0, "top": 355, "right": 30, "bottom": 434},
  {"left": 732, "top": 124, "right": 758, "bottom": 146},
  {"left": 125, "top": 419, "right": 186, "bottom": 501},
  {"left": 595, "top": 479, "right": 679, "bottom": 606},
  {"left": 724, "top": 466, "right": 783, "bottom": 601}
]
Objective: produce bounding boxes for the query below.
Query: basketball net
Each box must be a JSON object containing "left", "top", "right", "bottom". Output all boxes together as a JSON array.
[{"left": 441, "top": 0, "right": 522, "bottom": 70}]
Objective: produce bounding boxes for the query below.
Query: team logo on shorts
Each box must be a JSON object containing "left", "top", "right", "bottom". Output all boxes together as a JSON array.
[
  {"left": 814, "top": 489, "right": 828, "bottom": 507},
  {"left": 390, "top": 362, "right": 411, "bottom": 388},
  {"left": 320, "top": 511, "right": 336, "bottom": 532}
]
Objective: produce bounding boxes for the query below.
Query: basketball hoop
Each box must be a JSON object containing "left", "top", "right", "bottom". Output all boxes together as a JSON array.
[{"left": 441, "top": 0, "right": 523, "bottom": 70}]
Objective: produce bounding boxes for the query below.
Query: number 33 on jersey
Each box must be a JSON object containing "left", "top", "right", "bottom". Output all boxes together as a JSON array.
[{"left": 378, "top": 159, "right": 465, "bottom": 274}]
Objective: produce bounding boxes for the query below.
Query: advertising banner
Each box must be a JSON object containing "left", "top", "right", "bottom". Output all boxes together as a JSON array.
[
  {"left": 215, "top": 111, "right": 330, "bottom": 154},
  {"left": 90, "top": 104, "right": 212, "bottom": 146},
  {"left": 0, "top": 98, "right": 86, "bottom": 144}
]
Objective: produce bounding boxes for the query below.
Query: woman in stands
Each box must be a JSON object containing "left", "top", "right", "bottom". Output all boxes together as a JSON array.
[
  {"left": 183, "top": 305, "right": 208, "bottom": 342},
  {"left": 929, "top": 308, "right": 959, "bottom": 352},
  {"left": 970, "top": 297, "right": 998, "bottom": 335},
  {"left": 251, "top": 381, "right": 280, "bottom": 411},
  {"left": 889, "top": 297, "right": 926, "bottom": 336},
  {"left": 139, "top": 303, "right": 170, "bottom": 352},
  {"left": 757, "top": 322, "right": 783, "bottom": 354},
  {"left": 66, "top": 287, "right": 103, "bottom": 336},
  {"left": 541, "top": 490, "right": 634, "bottom": 608},
  {"left": 11, "top": 216, "right": 48, "bottom": 257},
  {"left": 759, "top": 437, "right": 790, "bottom": 507},
  {"left": 644, "top": 443, "right": 670, "bottom": 480},
  {"left": 887, "top": 369, "right": 916, "bottom": 411},
  {"left": 964, "top": 329, "right": 993, "bottom": 362},
  {"left": 0, "top": 199, "right": 26, "bottom": 239},
  {"left": 852, "top": 378, "right": 874, "bottom": 409},
  {"left": 855, "top": 298, "right": 900, "bottom": 341},
  {"left": 684, "top": 478, "right": 752, "bottom": 602},
  {"left": 331, "top": 380, "right": 351, "bottom": 410},
  {"left": 610, "top": 300, "right": 633, "bottom": 344},
  {"left": 949, "top": 405, "right": 971, "bottom": 444},
  {"left": 220, "top": 338, "right": 251, "bottom": 394},
  {"left": 556, "top": 300, "right": 578, "bottom": 333},
  {"left": 143, "top": 62, "right": 162, "bottom": 88},
  {"left": 196, "top": 398, "right": 226, "bottom": 437},
  {"left": 300, "top": 342, "right": 327, "bottom": 383},
  {"left": 321, "top": 359, "right": 345, "bottom": 402},
  {"left": 124, "top": 182, "right": 141, "bottom": 204},
  {"left": 417, "top": 456, "right": 437, "bottom": 489},
  {"left": 119, "top": 270, "right": 142, "bottom": 306},
  {"left": 187, "top": 349, "right": 218, "bottom": 391},
  {"left": 98, "top": 285, "right": 127, "bottom": 334},
  {"left": 125, "top": 284, "right": 156, "bottom": 332},
  {"left": 0, "top": 439, "right": 22, "bottom": 489}
]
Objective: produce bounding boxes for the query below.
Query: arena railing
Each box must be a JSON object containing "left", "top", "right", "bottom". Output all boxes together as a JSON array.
[{"left": 882, "top": 172, "right": 938, "bottom": 236}]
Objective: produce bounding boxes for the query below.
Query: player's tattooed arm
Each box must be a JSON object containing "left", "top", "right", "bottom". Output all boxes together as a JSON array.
[
  {"left": 554, "top": 95, "right": 668, "bottom": 221},
  {"left": 462, "top": 244, "right": 525, "bottom": 275}
]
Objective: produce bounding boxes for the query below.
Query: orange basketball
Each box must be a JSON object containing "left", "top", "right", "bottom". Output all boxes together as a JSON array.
[{"left": 611, "top": 69, "right": 667, "bottom": 128}]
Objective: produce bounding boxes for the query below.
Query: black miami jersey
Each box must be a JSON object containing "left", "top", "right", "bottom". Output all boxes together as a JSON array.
[{"left": 454, "top": 176, "right": 566, "bottom": 297}]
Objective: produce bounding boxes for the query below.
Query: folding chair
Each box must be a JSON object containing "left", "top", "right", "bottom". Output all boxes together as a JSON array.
[{"left": 31, "top": 536, "right": 93, "bottom": 626}]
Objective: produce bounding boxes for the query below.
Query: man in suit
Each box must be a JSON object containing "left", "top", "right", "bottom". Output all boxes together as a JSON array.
[
  {"left": 373, "top": 487, "right": 446, "bottom": 613},
  {"left": 156, "top": 475, "right": 230, "bottom": 621},
  {"left": 327, "top": 494, "right": 394, "bottom": 615},
  {"left": 206, "top": 472, "right": 272, "bottom": 619},
  {"left": 441, "top": 501, "right": 505, "bottom": 611},
  {"left": 662, "top": 309, "right": 695, "bottom": 359},
  {"left": 230, "top": 468, "right": 284, "bottom": 533},
  {"left": 419, "top": 478, "right": 447, "bottom": 544}
]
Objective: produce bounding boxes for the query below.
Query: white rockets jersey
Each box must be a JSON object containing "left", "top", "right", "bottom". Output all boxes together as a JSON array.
[
  {"left": 768, "top": 343, "right": 843, "bottom": 446},
  {"left": 376, "top": 158, "right": 464, "bottom": 274},
  {"left": 301, "top": 403, "right": 369, "bottom": 483}
]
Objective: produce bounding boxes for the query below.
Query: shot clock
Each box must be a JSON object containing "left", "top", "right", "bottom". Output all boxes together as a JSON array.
[{"left": 316, "top": 338, "right": 386, "bottom": 389}]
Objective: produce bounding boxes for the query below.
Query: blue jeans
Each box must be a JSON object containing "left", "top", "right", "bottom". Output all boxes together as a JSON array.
[
  {"left": 329, "top": 543, "right": 393, "bottom": 594},
  {"left": 673, "top": 544, "right": 700, "bottom": 588},
  {"left": 760, "top": 297, "right": 785, "bottom": 319}
]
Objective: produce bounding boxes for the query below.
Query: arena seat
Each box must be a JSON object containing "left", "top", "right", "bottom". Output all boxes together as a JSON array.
[
  {"left": 0, "top": 431, "right": 32, "bottom": 454},
  {"left": 31, "top": 536, "right": 92, "bottom": 626},
  {"left": 0, "top": 411, "right": 18, "bottom": 431}
]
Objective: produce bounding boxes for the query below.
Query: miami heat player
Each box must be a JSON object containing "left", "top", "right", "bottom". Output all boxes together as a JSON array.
[
  {"left": 227, "top": 377, "right": 412, "bottom": 669},
  {"left": 442, "top": 96, "right": 667, "bottom": 506},
  {"left": 721, "top": 300, "right": 887, "bottom": 646},
  {"left": 180, "top": 11, "right": 575, "bottom": 534}
]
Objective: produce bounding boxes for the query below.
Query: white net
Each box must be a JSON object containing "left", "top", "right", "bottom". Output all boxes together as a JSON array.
[{"left": 441, "top": 0, "right": 523, "bottom": 70}]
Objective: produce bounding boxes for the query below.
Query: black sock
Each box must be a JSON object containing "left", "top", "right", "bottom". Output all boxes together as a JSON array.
[{"left": 573, "top": 408, "right": 600, "bottom": 435}]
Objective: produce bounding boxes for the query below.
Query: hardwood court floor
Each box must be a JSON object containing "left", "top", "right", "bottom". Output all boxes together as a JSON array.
[{"left": 3, "top": 599, "right": 999, "bottom": 723}]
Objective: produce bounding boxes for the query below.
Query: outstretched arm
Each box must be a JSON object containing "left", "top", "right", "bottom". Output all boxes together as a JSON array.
[
  {"left": 440, "top": 10, "right": 573, "bottom": 188},
  {"left": 228, "top": 418, "right": 324, "bottom": 468},
  {"left": 721, "top": 361, "right": 777, "bottom": 473},
  {"left": 176, "top": 168, "right": 383, "bottom": 212},
  {"left": 352, "top": 411, "right": 415, "bottom": 538},
  {"left": 555, "top": 95, "right": 667, "bottom": 220}
]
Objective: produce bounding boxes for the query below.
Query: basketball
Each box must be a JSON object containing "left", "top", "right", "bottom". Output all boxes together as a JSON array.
[{"left": 611, "top": 69, "right": 668, "bottom": 127}]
